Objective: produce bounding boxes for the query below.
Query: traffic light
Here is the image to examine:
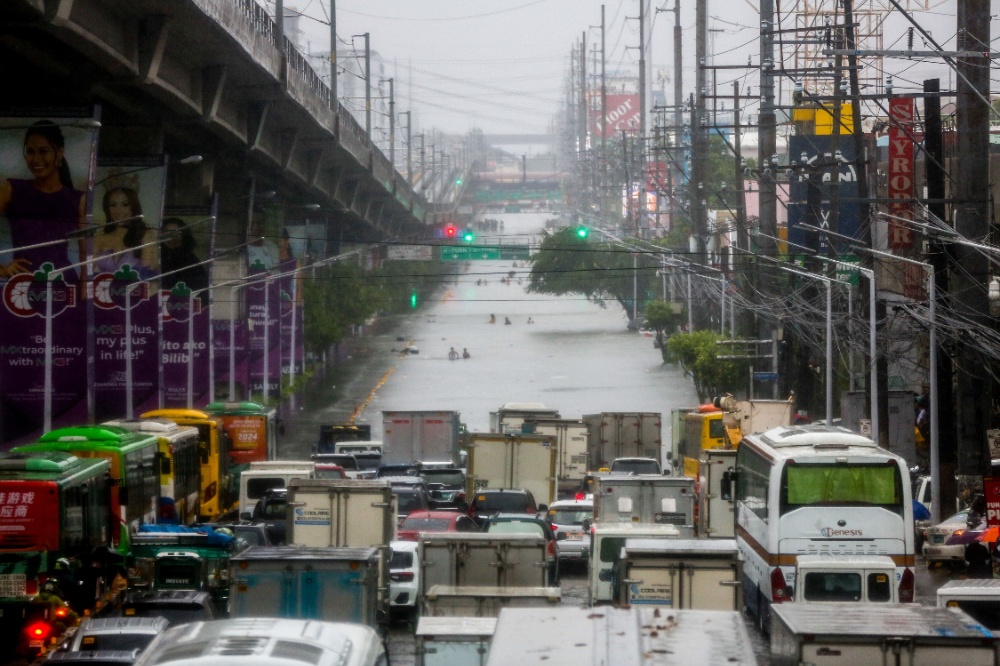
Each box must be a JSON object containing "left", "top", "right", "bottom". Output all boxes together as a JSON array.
[
  {"left": 410, "top": 291, "right": 418, "bottom": 308},
  {"left": 576, "top": 226, "right": 589, "bottom": 239},
  {"left": 445, "top": 225, "right": 457, "bottom": 239},
  {"left": 462, "top": 229, "right": 475, "bottom": 243},
  {"left": 455, "top": 177, "right": 463, "bottom": 185}
]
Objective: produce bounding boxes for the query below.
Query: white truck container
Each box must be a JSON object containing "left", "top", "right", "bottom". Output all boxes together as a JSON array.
[
  {"left": 486, "top": 607, "right": 758, "bottom": 665},
  {"left": 522, "top": 418, "right": 589, "bottom": 493},
  {"left": 614, "top": 538, "right": 743, "bottom": 611},
  {"left": 238, "top": 464, "right": 315, "bottom": 518},
  {"left": 591, "top": 475, "right": 696, "bottom": 536},
  {"left": 793, "top": 555, "right": 898, "bottom": 603},
  {"left": 589, "top": 523, "right": 681, "bottom": 604},
  {"left": 465, "top": 432, "right": 557, "bottom": 506},
  {"left": 422, "top": 585, "right": 561, "bottom": 618},
  {"left": 489, "top": 403, "right": 561, "bottom": 434},
  {"left": 699, "top": 449, "right": 736, "bottom": 537},
  {"left": 770, "top": 603, "right": 999, "bottom": 665},
  {"left": 583, "top": 412, "right": 662, "bottom": 470},
  {"left": 285, "top": 478, "right": 396, "bottom": 549},
  {"left": 937, "top": 579, "right": 1000, "bottom": 630},
  {"left": 382, "top": 410, "right": 461, "bottom": 465},
  {"left": 415, "top": 616, "right": 497, "bottom": 666},
  {"left": 228, "top": 546, "right": 382, "bottom": 627},
  {"left": 419, "top": 533, "right": 549, "bottom": 596}
]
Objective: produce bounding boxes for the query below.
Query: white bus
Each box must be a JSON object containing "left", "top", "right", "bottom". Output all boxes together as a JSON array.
[{"left": 733, "top": 424, "right": 915, "bottom": 631}]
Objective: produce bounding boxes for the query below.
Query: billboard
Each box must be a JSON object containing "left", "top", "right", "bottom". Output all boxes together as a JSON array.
[
  {"left": 887, "top": 98, "right": 916, "bottom": 250},
  {"left": 590, "top": 94, "right": 640, "bottom": 138},
  {"left": 786, "top": 134, "right": 861, "bottom": 254}
]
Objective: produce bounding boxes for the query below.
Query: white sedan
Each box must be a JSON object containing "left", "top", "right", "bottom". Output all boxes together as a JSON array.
[{"left": 922, "top": 509, "right": 976, "bottom": 564}]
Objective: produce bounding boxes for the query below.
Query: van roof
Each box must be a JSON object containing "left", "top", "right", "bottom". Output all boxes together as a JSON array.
[
  {"left": 938, "top": 579, "right": 1000, "bottom": 597},
  {"left": 796, "top": 555, "right": 896, "bottom": 569}
]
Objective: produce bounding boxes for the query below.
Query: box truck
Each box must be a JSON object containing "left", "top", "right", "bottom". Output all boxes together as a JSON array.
[
  {"left": 415, "top": 616, "right": 497, "bottom": 666},
  {"left": 465, "top": 433, "right": 557, "bottom": 506},
  {"left": 591, "top": 475, "right": 696, "bottom": 536},
  {"left": 589, "top": 523, "right": 681, "bottom": 604},
  {"left": 489, "top": 403, "right": 560, "bottom": 434},
  {"left": 382, "top": 411, "right": 461, "bottom": 465},
  {"left": 419, "top": 533, "right": 549, "bottom": 596},
  {"left": 422, "top": 585, "right": 561, "bottom": 618},
  {"left": 522, "top": 418, "right": 589, "bottom": 495},
  {"left": 583, "top": 412, "right": 662, "bottom": 470}
]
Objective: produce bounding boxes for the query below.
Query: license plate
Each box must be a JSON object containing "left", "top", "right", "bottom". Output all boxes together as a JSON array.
[
  {"left": 0, "top": 574, "right": 26, "bottom": 597},
  {"left": 926, "top": 547, "right": 942, "bottom": 555},
  {"left": 932, "top": 535, "right": 944, "bottom": 544},
  {"left": 566, "top": 532, "right": 583, "bottom": 540},
  {"left": 29, "top": 640, "right": 44, "bottom": 648}
]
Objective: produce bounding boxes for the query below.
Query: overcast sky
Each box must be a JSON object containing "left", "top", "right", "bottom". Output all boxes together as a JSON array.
[{"left": 282, "top": 1, "right": 969, "bottom": 140}]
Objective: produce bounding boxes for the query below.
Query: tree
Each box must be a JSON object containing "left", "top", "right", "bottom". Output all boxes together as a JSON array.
[
  {"left": 302, "top": 261, "right": 385, "bottom": 354},
  {"left": 643, "top": 300, "right": 686, "bottom": 362},
  {"left": 526, "top": 227, "right": 659, "bottom": 326},
  {"left": 667, "top": 330, "right": 749, "bottom": 402}
]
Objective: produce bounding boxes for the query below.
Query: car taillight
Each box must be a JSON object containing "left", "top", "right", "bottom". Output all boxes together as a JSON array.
[
  {"left": 25, "top": 621, "right": 51, "bottom": 640},
  {"left": 575, "top": 492, "right": 585, "bottom": 501},
  {"left": 550, "top": 523, "right": 560, "bottom": 532},
  {"left": 770, "top": 568, "right": 792, "bottom": 603},
  {"left": 899, "top": 567, "right": 915, "bottom": 603},
  {"left": 53, "top": 606, "right": 70, "bottom": 620},
  {"left": 390, "top": 571, "right": 414, "bottom": 582}
]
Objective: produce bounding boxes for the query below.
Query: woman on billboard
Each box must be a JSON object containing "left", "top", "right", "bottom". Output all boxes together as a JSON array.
[
  {"left": 93, "top": 184, "right": 157, "bottom": 277},
  {"left": 0, "top": 120, "right": 86, "bottom": 278}
]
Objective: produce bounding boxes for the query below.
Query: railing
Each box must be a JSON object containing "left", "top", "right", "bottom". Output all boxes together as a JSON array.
[{"left": 283, "top": 36, "right": 330, "bottom": 105}]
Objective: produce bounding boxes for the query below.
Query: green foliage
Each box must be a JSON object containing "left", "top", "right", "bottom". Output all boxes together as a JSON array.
[
  {"left": 302, "top": 261, "right": 386, "bottom": 354},
  {"left": 667, "top": 330, "right": 749, "bottom": 402},
  {"left": 526, "top": 227, "right": 660, "bottom": 323},
  {"left": 643, "top": 300, "right": 686, "bottom": 362},
  {"left": 373, "top": 258, "right": 452, "bottom": 315}
]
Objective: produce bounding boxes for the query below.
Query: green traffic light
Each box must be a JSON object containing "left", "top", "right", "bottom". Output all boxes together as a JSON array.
[
  {"left": 410, "top": 292, "right": 418, "bottom": 308},
  {"left": 462, "top": 230, "right": 475, "bottom": 242},
  {"left": 576, "top": 226, "right": 589, "bottom": 238},
  {"left": 455, "top": 178, "right": 463, "bottom": 185}
]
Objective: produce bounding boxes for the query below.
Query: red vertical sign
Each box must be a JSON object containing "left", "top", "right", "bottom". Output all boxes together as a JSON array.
[
  {"left": 887, "top": 98, "right": 915, "bottom": 250},
  {"left": 984, "top": 476, "right": 1000, "bottom": 528}
]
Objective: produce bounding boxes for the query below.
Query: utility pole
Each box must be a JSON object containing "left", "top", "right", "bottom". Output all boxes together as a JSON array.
[
  {"left": 673, "top": 1, "right": 683, "bottom": 231},
  {"left": 401, "top": 110, "right": 412, "bottom": 185},
  {"left": 329, "top": 0, "right": 337, "bottom": 107},
  {"left": 758, "top": 0, "right": 777, "bottom": 245},
  {"left": 732, "top": 81, "right": 747, "bottom": 254},
  {"left": 580, "top": 33, "right": 588, "bottom": 207},
  {"left": 954, "top": 0, "right": 992, "bottom": 475},
  {"left": 638, "top": 0, "right": 648, "bottom": 237},
  {"left": 601, "top": 5, "right": 608, "bottom": 222},
  {"left": 353, "top": 33, "right": 371, "bottom": 137},
  {"left": 691, "top": 0, "right": 708, "bottom": 266},
  {"left": 385, "top": 78, "right": 395, "bottom": 169}
]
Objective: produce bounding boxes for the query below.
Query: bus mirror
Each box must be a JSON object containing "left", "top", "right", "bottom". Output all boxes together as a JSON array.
[
  {"left": 160, "top": 457, "right": 172, "bottom": 475},
  {"left": 721, "top": 468, "right": 734, "bottom": 500}
]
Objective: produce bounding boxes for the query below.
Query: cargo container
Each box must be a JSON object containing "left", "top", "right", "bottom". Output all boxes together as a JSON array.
[
  {"left": 613, "top": 538, "right": 742, "bottom": 611},
  {"left": 465, "top": 433, "right": 557, "bottom": 506},
  {"left": 229, "top": 546, "right": 381, "bottom": 626},
  {"left": 382, "top": 411, "right": 461, "bottom": 465},
  {"left": 591, "top": 475, "right": 695, "bottom": 536},
  {"left": 419, "top": 533, "right": 549, "bottom": 596},
  {"left": 285, "top": 478, "right": 396, "bottom": 549},
  {"left": 489, "top": 403, "right": 561, "bottom": 435},
  {"left": 415, "top": 616, "right": 497, "bottom": 666},
  {"left": 583, "top": 412, "right": 662, "bottom": 470},
  {"left": 486, "top": 607, "right": 758, "bottom": 665},
  {"left": 521, "top": 418, "right": 588, "bottom": 495},
  {"left": 422, "top": 585, "right": 561, "bottom": 618},
  {"left": 589, "top": 523, "right": 681, "bottom": 604},
  {"left": 769, "top": 603, "right": 998, "bottom": 665},
  {"left": 699, "top": 449, "right": 736, "bottom": 538}
]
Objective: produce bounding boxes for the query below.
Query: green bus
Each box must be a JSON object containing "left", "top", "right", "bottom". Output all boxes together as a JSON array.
[{"left": 14, "top": 426, "right": 161, "bottom": 553}]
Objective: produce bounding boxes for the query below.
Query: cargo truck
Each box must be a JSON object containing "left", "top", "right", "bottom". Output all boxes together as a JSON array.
[
  {"left": 490, "top": 403, "right": 561, "bottom": 434},
  {"left": 465, "top": 433, "right": 557, "bottom": 506},
  {"left": 521, "top": 418, "right": 588, "bottom": 496},
  {"left": 415, "top": 617, "right": 497, "bottom": 666},
  {"left": 422, "top": 585, "right": 561, "bottom": 618},
  {"left": 316, "top": 423, "right": 373, "bottom": 454},
  {"left": 769, "top": 603, "right": 999, "bottom": 665},
  {"left": 613, "top": 538, "right": 743, "bottom": 611},
  {"left": 419, "top": 533, "right": 550, "bottom": 596},
  {"left": 486, "top": 607, "right": 758, "bottom": 665},
  {"left": 229, "top": 546, "right": 381, "bottom": 627},
  {"left": 589, "top": 523, "right": 681, "bottom": 604},
  {"left": 591, "top": 475, "right": 696, "bottom": 536},
  {"left": 699, "top": 449, "right": 736, "bottom": 538},
  {"left": 583, "top": 412, "right": 662, "bottom": 470},
  {"left": 382, "top": 411, "right": 461, "bottom": 465}
]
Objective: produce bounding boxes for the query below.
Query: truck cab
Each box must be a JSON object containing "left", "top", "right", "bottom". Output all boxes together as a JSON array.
[{"left": 793, "top": 555, "right": 898, "bottom": 603}]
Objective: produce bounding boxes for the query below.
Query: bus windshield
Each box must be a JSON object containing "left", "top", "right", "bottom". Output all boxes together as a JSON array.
[{"left": 781, "top": 462, "right": 901, "bottom": 514}]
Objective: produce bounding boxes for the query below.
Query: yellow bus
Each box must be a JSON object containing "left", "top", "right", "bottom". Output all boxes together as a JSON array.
[
  {"left": 104, "top": 418, "right": 201, "bottom": 525},
  {"left": 143, "top": 408, "right": 236, "bottom": 520}
]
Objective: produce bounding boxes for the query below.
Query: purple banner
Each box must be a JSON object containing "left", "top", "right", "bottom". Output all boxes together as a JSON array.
[
  {"left": 161, "top": 285, "right": 210, "bottom": 408},
  {"left": 246, "top": 269, "right": 280, "bottom": 397},
  {"left": 0, "top": 109, "right": 99, "bottom": 444},
  {"left": 213, "top": 318, "right": 248, "bottom": 401}
]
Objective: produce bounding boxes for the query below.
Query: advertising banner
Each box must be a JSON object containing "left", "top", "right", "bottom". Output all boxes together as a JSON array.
[
  {"left": 887, "top": 98, "right": 916, "bottom": 250},
  {"left": 786, "top": 135, "right": 861, "bottom": 254},
  {"left": 589, "top": 94, "right": 640, "bottom": 138},
  {"left": 246, "top": 202, "right": 284, "bottom": 398},
  {"left": 90, "top": 157, "right": 166, "bottom": 420},
  {"left": 984, "top": 476, "right": 1000, "bottom": 529},
  {"left": 159, "top": 208, "right": 215, "bottom": 409},
  {"left": 0, "top": 107, "right": 99, "bottom": 444}
]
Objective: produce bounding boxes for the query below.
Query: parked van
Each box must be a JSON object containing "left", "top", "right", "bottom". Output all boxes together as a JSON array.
[
  {"left": 794, "top": 555, "right": 897, "bottom": 603},
  {"left": 133, "top": 618, "right": 386, "bottom": 666}
]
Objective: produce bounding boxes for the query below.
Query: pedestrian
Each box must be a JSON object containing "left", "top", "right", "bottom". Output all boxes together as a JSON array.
[
  {"left": 448, "top": 347, "right": 459, "bottom": 360},
  {"left": 504, "top": 317, "right": 511, "bottom": 325},
  {"left": 462, "top": 348, "right": 470, "bottom": 359},
  {"left": 527, "top": 317, "right": 534, "bottom": 324},
  {"left": 489, "top": 314, "right": 495, "bottom": 323}
]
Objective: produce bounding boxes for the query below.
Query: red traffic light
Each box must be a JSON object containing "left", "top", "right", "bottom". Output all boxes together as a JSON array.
[{"left": 445, "top": 225, "right": 457, "bottom": 238}]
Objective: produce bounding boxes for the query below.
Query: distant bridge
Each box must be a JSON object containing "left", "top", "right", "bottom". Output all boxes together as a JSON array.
[{"left": 481, "top": 134, "right": 558, "bottom": 147}]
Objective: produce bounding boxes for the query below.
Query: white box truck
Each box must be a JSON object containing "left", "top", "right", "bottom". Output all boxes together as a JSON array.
[
  {"left": 522, "top": 418, "right": 589, "bottom": 495},
  {"left": 489, "top": 403, "right": 561, "bottom": 434},
  {"left": 285, "top": 478, "right": 396, "bottom": 549},
  {"left": 589, "top": 523, "right": 681, "bottom": 604},
  {"left": 422, "top": 585, "right": 561, "bottom": 618},
  {"left": 486, "top": 607, "right": 758, "bottom": 665},
  {"left": 465, "top": 433, "right": 557, "bottom": 506},
  {"left": 583, "top": 412, "right": 662, "bottom": 470},
  {"left": 770, "top": 603, "right": 999, "bottom": 665},
  {"left": 415, "top": 616, "right": 497, "bottom": 666},
  {"left": 382, "top": 410, "right": 461, "bottom": 465},
  {"left": 937, "top": 579, "right": 1000, "bottom": 630},
  {"left": 591, "top": 475, "right": 696, "bottom": 536},
  {"left": 699, "top": 449, "right": 736, "bottom": 537},
  {"left": 419, "top": 533, "right": 549, "bottom": 596},
  {"left": 614, "top": 538, "right": 743, "bottom": 611}
]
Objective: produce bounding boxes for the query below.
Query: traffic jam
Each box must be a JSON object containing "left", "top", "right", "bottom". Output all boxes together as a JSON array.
[{"left": 1, "top": 400, "right": 999, "bottom": 665}]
